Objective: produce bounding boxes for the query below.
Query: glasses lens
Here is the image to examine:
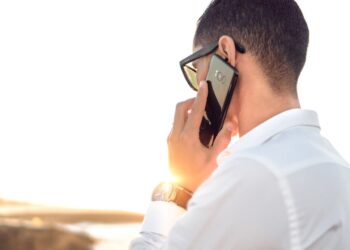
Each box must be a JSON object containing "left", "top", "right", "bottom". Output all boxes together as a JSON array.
[{"left": 184, "top": 65, "right": 198, "bottom": 90}]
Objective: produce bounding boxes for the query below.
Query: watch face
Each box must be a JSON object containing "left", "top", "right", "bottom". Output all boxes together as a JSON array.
[{"left": 152, "top": 182, "right": 174, "bottom": 202}]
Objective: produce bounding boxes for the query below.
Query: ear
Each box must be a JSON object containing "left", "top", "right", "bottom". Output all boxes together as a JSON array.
[{"left": 217, "top": 35, "right": 238, "bottom": 67}]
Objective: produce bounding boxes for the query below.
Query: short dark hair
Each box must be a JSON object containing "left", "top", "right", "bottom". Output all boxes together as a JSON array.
[{"left": 194, "top": 0, "right": 309, "bottom": 93}]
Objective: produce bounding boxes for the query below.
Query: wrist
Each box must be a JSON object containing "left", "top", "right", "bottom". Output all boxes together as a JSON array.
[
  {"left": 176, "top": 177, "right": 203, "bottom": 194},
  {"left": 152, "top": 182, "right": 193, "bottom": 209}
]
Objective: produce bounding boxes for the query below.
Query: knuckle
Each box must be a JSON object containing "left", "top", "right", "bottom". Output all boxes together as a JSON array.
[
  {"left": 190, "top": 104, "right": 200, "bottom": 114},
  {"left": 167, "top": 133, "right": 174, "bottom": 144},
  {"left": 167, "top": 134, "right": 171, "bottom": 144},
  {"left": 175, "top": 102, "right": 183, "bottom": 109},
  {"left": 177, "top": 99, "right": 190, "bottom": 107},
  {"left": 180, "top": 132, "right": 193, "bottom": 144},
  {"left": 176, "top": 98, "right": 194, "bottom": 110},
  {"left": 197, "top": 85, "right": 207, "bottom": 98},
  {"left": 167, "top": 132, "right": 179, "bottom": 145},
  {"left": 194, "top": 96, "right": 206, "bottom": 109},
  {"left": 175, "top": 101, "right": 186, "bottom": 112},
  {"left": 197, "top": 88, "right": 205, "bottom": 98}
]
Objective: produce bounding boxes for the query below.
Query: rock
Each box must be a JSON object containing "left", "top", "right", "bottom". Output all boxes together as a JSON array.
[{"left": 0, "top": 224, "right": 94, "bottom": 250}]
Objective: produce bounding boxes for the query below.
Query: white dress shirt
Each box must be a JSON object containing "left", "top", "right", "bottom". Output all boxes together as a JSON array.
[{"left": 130, "top": 109, "right": 350, "bottom": 250}]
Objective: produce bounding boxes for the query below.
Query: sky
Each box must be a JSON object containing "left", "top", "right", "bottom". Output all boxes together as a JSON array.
[{"left": 0, "top": 1, "right": 349, "bottom": 214}]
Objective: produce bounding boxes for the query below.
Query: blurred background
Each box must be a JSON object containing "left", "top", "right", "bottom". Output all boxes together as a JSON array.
[{"left": 0, "top": 0, "right": 349, "bottom": 249}]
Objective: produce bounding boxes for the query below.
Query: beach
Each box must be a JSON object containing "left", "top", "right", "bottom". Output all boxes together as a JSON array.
[{"left": 0, "top": 199, "right": 143, "bottom": 250}]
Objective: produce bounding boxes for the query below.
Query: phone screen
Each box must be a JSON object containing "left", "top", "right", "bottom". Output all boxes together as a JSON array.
[{"left": 199, "top": 54, "right": 238, "bottom": 147}]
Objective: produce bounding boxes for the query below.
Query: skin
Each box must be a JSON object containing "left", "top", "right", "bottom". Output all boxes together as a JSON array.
[{"left": 167, "top": 35, "right": 301, "bottom": 193}]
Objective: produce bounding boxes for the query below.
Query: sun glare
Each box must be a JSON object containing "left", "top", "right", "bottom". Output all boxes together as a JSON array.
[{"left": 0, "top": 1, "right": 349, "bottom": 214}]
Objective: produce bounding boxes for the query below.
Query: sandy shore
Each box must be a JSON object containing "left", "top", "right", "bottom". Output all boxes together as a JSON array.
[
  {"left": 0, "top": 199, "right": 144, "bottom": 223},
  {"left": 0, "top": 199, "right": 143, "bottom": 250},
  {"left": 0, "top": 224, "right": 94, "bottom": 250}
]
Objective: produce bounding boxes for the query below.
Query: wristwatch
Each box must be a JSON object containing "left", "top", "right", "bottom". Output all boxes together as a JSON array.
[{"left": 152, "top": 182, "right": 193, "bottom": 209}]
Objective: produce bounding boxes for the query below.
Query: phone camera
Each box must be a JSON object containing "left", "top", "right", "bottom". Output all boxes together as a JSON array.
[{"left": 215, "top": 70, "right": 226, "bottom": 83}]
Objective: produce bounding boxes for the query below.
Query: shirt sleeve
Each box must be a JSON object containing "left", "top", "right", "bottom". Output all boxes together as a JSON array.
[
  {"left": 129, "top": 201, "right": 186, "bottom": 250},
  {"left": 129, "top": 232, "right": 166, "bottom": 250},
  {"left": 130, "top": 157, "right": 290, "bottom": 250}
]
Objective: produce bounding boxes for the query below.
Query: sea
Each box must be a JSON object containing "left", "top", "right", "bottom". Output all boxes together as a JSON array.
[{"left": 64, "top": 222, "right": 141, "bottom": 250}]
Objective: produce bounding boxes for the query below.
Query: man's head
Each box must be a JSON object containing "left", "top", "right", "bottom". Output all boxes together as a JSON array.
[
  {"left": 190, "top": 0, "right": 308, "bottom": 136},
  {"left": 194, "top": 0, "right": 309, "bottom": 94}
]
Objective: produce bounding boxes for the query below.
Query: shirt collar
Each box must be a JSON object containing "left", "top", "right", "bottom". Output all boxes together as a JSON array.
[{"left": 218, "top": 109, "right": 320, "bottom": 162}]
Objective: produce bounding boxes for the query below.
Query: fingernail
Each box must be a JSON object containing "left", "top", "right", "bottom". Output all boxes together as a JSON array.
[{"left": 199, "top": 81, "right": 206, "bottom": 89}]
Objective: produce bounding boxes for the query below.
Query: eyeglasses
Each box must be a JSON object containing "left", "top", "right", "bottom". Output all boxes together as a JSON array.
[{"left": 179, "top": 40, "right": 246, "bottom": 91}]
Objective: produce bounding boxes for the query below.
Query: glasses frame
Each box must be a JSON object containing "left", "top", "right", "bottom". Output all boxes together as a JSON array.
[{"left": 180, "top": 40, "right": 246, "bottom": 91}]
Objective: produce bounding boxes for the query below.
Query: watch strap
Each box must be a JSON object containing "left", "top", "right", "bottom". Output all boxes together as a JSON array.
[
  {"left": 173, "top": 184, "right": 193, "bottom": 209},
  {"left": 152, "top": 182, "right": 193, "bottom": 209}
]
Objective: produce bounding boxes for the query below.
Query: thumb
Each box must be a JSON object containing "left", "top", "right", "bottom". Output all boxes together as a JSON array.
[{"left": 211, "top": 122, "right": 234, "bottom": 156}]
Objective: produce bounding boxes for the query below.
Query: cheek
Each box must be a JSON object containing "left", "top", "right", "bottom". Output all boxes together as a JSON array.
[
  {"left": 196, "top": 57, "right": 210, "bottom": 84},
  {"left": 196, "top": 67, "right": 208, "bottom": 84}
]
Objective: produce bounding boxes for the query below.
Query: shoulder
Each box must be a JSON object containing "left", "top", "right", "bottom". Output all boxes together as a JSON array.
[
  {"left": 190, "top": 155, "right": 281, "bottom": 209},
  {"left": 224, "top": 126, "right": 349, "bottom": 176},
  {"left": 187, "top": 156, "right": 290, "bottom": 249}
]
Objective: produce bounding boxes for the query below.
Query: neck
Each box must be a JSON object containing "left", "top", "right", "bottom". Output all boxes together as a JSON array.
[
  {"left": 229, "top": 54, "right": 301, "bottom": 137},
  {"left": 238, "top": 91, "right": 300, "bottom": 137}
]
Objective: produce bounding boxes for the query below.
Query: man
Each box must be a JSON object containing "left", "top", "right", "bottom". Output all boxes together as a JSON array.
[{"left": 130, "top": 0, "right": 350, "bottom": 249}]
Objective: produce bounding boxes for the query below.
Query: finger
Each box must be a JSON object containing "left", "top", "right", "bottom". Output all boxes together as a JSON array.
[
  {"left": 211, "top": 122, "right": 234, "bottom": 156},
  {"left": 172, "top": 98, "right": 195, "bottom": 136},
  {"left": 184, "top": 81, "right": 208, "bottom": 133}
]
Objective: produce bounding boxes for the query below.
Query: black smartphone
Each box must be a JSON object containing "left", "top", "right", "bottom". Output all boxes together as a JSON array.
[{"left": 199, "top": 54, "right": 239, "bottom": 147}]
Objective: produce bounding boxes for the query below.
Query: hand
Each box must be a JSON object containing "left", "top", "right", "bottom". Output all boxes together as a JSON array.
[{"left": 167, "top": 81, "right": 235, "bottom": 193}]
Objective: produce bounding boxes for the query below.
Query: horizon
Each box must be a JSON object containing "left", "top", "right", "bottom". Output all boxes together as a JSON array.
[{"left": 0, "top": 0, "right": 349, "bottom": 214}]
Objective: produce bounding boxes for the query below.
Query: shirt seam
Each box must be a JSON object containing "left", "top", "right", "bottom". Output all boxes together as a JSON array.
[{"left": 231, "top": 155, "right": 302, "bottom": 250}]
